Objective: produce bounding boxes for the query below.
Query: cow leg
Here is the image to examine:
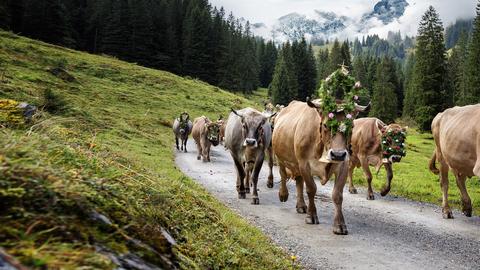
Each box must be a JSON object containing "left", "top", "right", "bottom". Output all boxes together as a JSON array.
[
  {"left": 295, "top": 175, "right": 307, "bottom": 214},
  {"left": 278, "top": 163, "right": 289, "bottom": 202},
  {"left": 251, "top": 152, "right": 265, "bottom": 205},
  {"left": 332, "top": 162, "right": 348, "bottom": 235},
  {"left": 360, "top": 157, "right": 374, "bottom": 200},
  {"left": 266, "top": 146, "right": 274, "bottom": 188},
  {"left": 439, "top": 161, "right": 453, "bottom": 219},
  {"left": 245, "top": 162, "right": 252, "bottom": 194},
  {"left": 175, "top": 136, "right": 180, "bottom": 150},
  {"left": 380, "top": 162, "right": 393, "bottom": 196},
  {"left": 347, "top": 161, "right": 357, "bottom": 194},
  {"left": 183, "top": 137, "right": 188, "bottom": 153},
  {"left": 233, "top": 156, "right": 246, "bottom": 199},
  {"left": 196, "top": 140, "right": 202, "bottom": 160},
  {"left": 206, "top": 143, "right": 211, "bottom": 162},
  {"left": 201, "top": 140, "right": 209, "bottom": 162},
  {"left": 300, "top": 161, "right": 318, "bottom": 224},
  {"left": 455, "top": 172, "right": 472, "bottom": 217}
]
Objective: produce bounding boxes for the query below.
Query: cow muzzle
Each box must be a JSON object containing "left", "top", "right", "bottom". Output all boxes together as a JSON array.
[
  {"left": 243, "top": 138, "right": 258, "bottom": 148},
  {"left": 328, "top": 150, "right": 349, "bottom": 162},
  {"left": 180, "top": 129, "right": 186, "bottom": 135},
  {"left": 389, "top": 155, "right": 402, "bottom": 163}
]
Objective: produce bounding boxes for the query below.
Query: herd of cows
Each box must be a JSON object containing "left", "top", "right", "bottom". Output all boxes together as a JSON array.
[{"left": 173, "top": 100, "right": 480, "bottom": 235}]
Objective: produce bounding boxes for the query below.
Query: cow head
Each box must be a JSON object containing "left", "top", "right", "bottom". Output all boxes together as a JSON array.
[
  {"left": 308, "top": 98, "right": 370, "bottom": 163},
  {"left": 231, "top": 108, "right": 275, "bottom": 149},
  {"left": 178, "top": 112, "right": 190, "bottom": 135},
  {"left": 381, "top": 124, "right": 407, "bottom": 163},
  {"left": 206, "top": 122, "right": 220, "bottom": 146}
]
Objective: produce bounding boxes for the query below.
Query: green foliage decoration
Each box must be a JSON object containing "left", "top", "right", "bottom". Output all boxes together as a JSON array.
[
  {"left": 381, "top": 129, "right": 407, "bottom": 158},
  {"left": 318, "top": 67, "right": 369, "bottom": 137}
]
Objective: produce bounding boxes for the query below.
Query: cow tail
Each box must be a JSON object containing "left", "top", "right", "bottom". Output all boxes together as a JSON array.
[{"left": 429, "top": 151, "right": 440, "bottom": 175}]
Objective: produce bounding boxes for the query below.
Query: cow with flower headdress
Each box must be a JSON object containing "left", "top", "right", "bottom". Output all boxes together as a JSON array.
[
  {"left": 347, "top": 118, "right": 407, "bottom": 200},
  {"left": 272, "top": 67, "right": 370, "bottom": 235}
]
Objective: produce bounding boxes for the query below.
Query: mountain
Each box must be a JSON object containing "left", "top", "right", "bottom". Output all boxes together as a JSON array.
[
  {"left": 252, "top": 0, "right": 409, "bottom": 41},
  {"left": 362, "top": 0, "right": 409, "bottom": 24}
]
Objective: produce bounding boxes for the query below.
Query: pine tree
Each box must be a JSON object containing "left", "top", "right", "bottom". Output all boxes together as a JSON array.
[
  {"left": 341, "top": 41, "right": 352, "bottom": 68},
  {"left": 270, "top": 43, "right": 298, "bottom": 105},
  {"left": 464, "top": 1, "right": 480, "bottom": 105},
  {"left": 370, "top": 57, "right": 398, "bottom": 123},
  {"left": 292, "top": 38, "right": 317, "bottom": 101},
  {"left": 316, "top": 48, "right": 329, "bottom": 84},
  {"left": 100, "top": 0, "right": 131, "bottom": 60},
  {"left": 182, "top": 0, "right": 211, "bottom": 80},
  {"left": 411, "top": 6, "right": 448, "bottom": 131},
  {"left": 23, "top": 0, "right": 75, "bottom": 47},
  {"left": 352, "top": 55, "right": 367, "bottom": 87},
  {"left": 259, "top": 40, "right": 277, "bottom": 88},
  {"left": 328, "top": 39, "right": 343, "bottom": 73},
  {"left": 449, "top": 32, "right": 469, "bottom": 105},
  {"left": 129, "top": 0, "right": 155, "bottom": 67},
  {"left": 403, "top": 52, "right": 416, "bottom": 117},
  {"left": 0, "top": 1, "right": 11, "bottom": 30}
]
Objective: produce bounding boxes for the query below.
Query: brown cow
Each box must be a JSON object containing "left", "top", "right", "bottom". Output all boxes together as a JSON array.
[
  {"left": 272, "top": 99, "right": 369, "bottom": 235},
  {"left": 217, "top": 116, "right": 226, "bottom": 145},
  {"left": 347, "top": 118, "right": 407, "bottom": 200},
  {"left": 429, "top": 105, "right": 480, "bottom": 219},
  {"left": 192, "top": 116, "right": 220, "bottom": 162}
]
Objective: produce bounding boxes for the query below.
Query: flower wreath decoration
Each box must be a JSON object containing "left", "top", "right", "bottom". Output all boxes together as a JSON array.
[
  {"left": 381, "top": 129, "right": 407, "bottom": 158},
  {"left": 318, "top": 67, "right": 369, "bottom": 137}
]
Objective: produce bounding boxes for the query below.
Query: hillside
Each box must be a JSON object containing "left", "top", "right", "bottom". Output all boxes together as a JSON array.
[{"left": 0, "top": 31, "right": 290, "bottom": 269}]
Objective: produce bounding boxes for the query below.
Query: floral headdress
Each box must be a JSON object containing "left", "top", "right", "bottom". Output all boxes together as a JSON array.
[{"left": 318, "top": 67, "right": 369, "bottom": 137}]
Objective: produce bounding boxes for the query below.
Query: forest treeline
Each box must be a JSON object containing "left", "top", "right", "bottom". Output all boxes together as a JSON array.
[
  {"left": 0, "top": 0, "right": 277, "bottom": 92},
  {"left": 0, "top": 0, "right": 479, "bottom": 131}
]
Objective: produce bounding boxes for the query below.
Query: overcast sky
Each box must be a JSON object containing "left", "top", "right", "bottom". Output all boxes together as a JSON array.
[{"left": 209, "top": 0, "right": 477, "bottom": 37}]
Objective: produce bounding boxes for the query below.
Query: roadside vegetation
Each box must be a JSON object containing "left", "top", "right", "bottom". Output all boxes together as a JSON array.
[{"left": 0, "top": 31, "right": 291, "bottom": 269}]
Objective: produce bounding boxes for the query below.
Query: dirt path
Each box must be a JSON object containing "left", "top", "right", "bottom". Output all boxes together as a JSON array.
[{"left": 175, "top": 140, "right": 480, "bottom": 270}]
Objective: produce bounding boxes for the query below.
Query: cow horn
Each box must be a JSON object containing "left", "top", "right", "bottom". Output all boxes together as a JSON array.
[
  {"left": 231, "top": 108, "right": 244, "bottom": 118},
  {"left": 306, "top": 97, "right": 322, "bottom": 108},
  {"left": 355, "top": 102, "right": 371, "bottom": 112}
]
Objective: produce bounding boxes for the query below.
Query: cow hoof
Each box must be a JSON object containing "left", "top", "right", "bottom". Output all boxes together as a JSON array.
[
  {"left": 349, "top": 188, "right": 358, "bottom": 194},
  {"left": 367, "top": 194, "right": 375, "bottom": 200},
  {"left": 251, "top": 197, "right": 260, "bottom": 205},
  {"left": 245, "top": 188, "right": 250, "bottom": 194},
  {"left": 184, "top": 150, "right": 188, "bottom": 153},
  {"left": 296, "top": 206, "right": 307, "bottom": 214},
  {"left": 267, "top": 181, "right": 274, "bottom": 189},
  {"left": 463, "top": 210, "right": 472, "bottom": 217},
  {"left": 442, "top": 209, "right": 454, "bottom": 219},
  {"left": 305, "top": 214, "right": 319, "bottom": 224},
  {"left": 238, "top": 192, "right": 246, "bottom": 199},
  {"left": 333, "top": 224, "right": 348, "bottom": 235},
  {"left": 279, "top": 192, "right": 289, "bottom": 202},
  {"left": 197, "top": 156, "right": 201, "bottom": 160}
]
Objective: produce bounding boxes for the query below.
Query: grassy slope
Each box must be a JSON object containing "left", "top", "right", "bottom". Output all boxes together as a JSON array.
[
  {"left": 0, "top": 31, "right": 291, "bottom": 269},
  {"left": 351, "top": 127, "right": 480, "bottom": 215}
]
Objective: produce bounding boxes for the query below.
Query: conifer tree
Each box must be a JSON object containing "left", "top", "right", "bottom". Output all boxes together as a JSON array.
[
  {"left": 328, "top": 39, "right": 343, "bottom": 73},
  {"left": 316, "top": 48, "right": 329, "bottom": 84},
  {"left": 370, "top": 57, "right": 398, "bottom": 123},
  {"left": 411, "top": 6, "right": 448, "bottom": 131},
  {"left": 341, "top": 41, "right": 352, "bottom": 68},
  {"left": 403, "top": 53, "right": 417, "bottom": 117},
  {"left": 259, "top": 40, "right": 277, "bottom": 88},
  {"left": 270, "top": 43, "right": 298, "bottom": 105},
  {"left": 448, "top": 32, "right": 469, "bottom": 105},
  {"left": 352, "top": 55, "right": 367, "bottom": 87},
  {"left": 464, "top": 1, "right": 480, "bottom": 105},
  {"left": 100, "top": 0, "right": 131, "bottom": 59}
]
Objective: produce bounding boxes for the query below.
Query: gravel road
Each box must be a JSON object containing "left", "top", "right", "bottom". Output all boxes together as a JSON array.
[{"left": 175, "top": 140, "right": 480, "bottom": 270}]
